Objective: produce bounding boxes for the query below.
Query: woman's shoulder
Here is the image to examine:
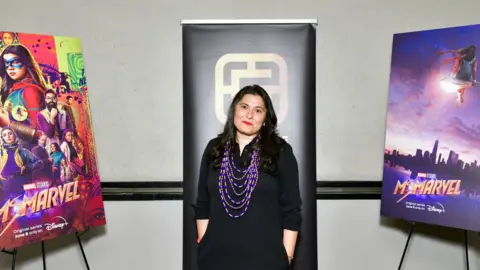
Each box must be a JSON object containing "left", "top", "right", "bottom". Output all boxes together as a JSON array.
[
  {"left": 277, "top": 138, "right": 295, "bottom": 158},
  {"left": 203, "top": 137, "right": 221, "bottom": 153},
  {"left": 21, "top": 83, "right": 44, "bottom": 94}
]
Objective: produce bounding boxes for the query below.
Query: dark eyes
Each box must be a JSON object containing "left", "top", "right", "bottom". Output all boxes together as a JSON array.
[{"left": 240, "top": 104, "right": 263, "bottom": 113}]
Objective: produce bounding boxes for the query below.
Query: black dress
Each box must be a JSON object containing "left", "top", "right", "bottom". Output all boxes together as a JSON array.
[{"left": 194, "top": 137, "right": 303, "bottom": 270}]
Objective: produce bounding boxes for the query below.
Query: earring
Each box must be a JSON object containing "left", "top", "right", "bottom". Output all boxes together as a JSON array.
[{"left": 263, "top": 122, "right": 266, "bottom": 126}]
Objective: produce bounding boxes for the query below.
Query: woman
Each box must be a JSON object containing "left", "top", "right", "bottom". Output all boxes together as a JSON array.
[
  {"left": 194, "top": 84, "right": 302, "bottom": 270},
  {"left": 439, "top": 45, "right": 477, "bottom": 104},
  {"left": 60, "top": 129, "right": 84, "bottom": 176},
  {"left": 59, "top": 158, "right": 76, "bottom": 183},
  {"left": 0, "top": 32, "right": 16, "bottom": 48},
  {"left": 49, "top": 142, "right": 65, "bottom": 182},
  {"left": 0, "top": 44, "right": 47, "bottom": 128},
  {"left": 0, "top": 127, "right": 42, "bottom": 202}
]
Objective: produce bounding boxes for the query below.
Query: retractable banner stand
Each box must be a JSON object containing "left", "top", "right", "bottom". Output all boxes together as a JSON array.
[{"left": 182, "top": 20, "right": 317, "bottom": 270}]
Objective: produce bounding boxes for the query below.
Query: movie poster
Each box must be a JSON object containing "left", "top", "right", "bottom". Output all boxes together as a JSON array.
[
  {"left": 380, "top": 24, "right": 480, "bottom": 232},
  {"left": 0, "top": 31, "right": 106, "bottom": 249}
]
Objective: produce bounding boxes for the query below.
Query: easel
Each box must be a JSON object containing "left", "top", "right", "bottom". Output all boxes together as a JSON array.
[
  {"left": 1, "top": 228, "right": 91, "bottom": 270},
  {"left": 398, "top": 222, "right": 470, "bottom": 270}
]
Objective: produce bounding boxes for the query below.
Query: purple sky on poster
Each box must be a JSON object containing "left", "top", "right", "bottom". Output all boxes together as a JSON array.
[{"left": 385, "top": 25, "right": 480, "bottom": 166}]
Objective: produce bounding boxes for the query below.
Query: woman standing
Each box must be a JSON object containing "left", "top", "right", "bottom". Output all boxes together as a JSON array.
[
  {"left": 60, "top": 129, "right": 84, "bottom": 177},
  {"left": 194, "top": 84, "right": 302, "bottom": 270}
]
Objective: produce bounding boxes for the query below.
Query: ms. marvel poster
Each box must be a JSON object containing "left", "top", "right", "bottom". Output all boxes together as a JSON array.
[
  {"left": 0, "top": 31, "right": 106, "bottom": 249},
  {"left": 380, "top": 24, "right": 480, "bottom": 232}
]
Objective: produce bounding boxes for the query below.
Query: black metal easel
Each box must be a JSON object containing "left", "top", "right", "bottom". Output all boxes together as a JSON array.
[
  {"left": 1, "top": 228, "right": 91, "bottom": 270},
  {"left": 398, "top": 222, "right": 470, "bottom": 270},
  {"left": 1, "top": 247, "right": 17, "bottom": 270}
]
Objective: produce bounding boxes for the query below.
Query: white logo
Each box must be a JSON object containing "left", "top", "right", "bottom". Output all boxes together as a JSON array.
[
  {"left": 44, "top": 216, "right": 68, "bottom": 231},
  {"left": 214, "top": 53, "right": 289, "bottom": 125},
  {"left": 427, "top": 203, "right": 445, "bottom": 214}
]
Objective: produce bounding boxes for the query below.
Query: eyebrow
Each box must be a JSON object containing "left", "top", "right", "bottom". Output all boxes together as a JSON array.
[{"left": 239, "top": 102, "right": 266, "bottom": 110}]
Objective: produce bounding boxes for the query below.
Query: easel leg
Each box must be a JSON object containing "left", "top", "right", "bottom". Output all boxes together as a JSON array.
[
  {"left": 39, "top": 231, "right": 91, "bottom": 270},
  {"left": 10, "top": 249, "right": 16, "bottom": 270},
  {"left": 41, "top": 241, "right": 46, "bottom": 270},
  {"left": 464, "top": 230, "right": 469, "bottom": 270},
  {"left": 398, "top": 222, "right": 415, "bottom": 270},
  {"left": 1, "top": 248, "right": 17, "bottom": 270},
  {"left": 75, "top": 231, "right": 90, "bottom": 270}
]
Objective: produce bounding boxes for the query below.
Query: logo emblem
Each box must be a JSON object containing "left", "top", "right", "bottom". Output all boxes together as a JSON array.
[
  {"left": 214, "top": 53, "right": 288, "bottom": 125},
  {"left": 44, "top": 216, "right": 68, "bottom": 231}
]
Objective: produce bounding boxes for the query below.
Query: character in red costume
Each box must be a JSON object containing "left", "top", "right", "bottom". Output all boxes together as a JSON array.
[{"left": 0, "top": 44, "right": 47, "bottom": 146}]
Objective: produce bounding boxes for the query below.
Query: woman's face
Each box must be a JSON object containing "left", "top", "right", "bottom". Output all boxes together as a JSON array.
[
  {"left": 1, "top": 129, "right": 15, "bottom": 144},
  {"left": 50, "top": 144, "right": 57, "bottom": 152},
  {"left": 233, "top": 94, "right": 267, "bottom": 137},
  {"left": 2, "top": 33, "right": 13, "bottom": 45},
  {"left": 65, "top": 131, "right": 73, "bottom": 142},
  {"left": 3, "top": 53, "right": 27, "bottom": 81}
]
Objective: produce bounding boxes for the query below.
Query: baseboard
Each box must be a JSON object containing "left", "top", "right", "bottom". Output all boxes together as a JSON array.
[{"left": 100, "top": 181, "right": 382, "bottom": 201}]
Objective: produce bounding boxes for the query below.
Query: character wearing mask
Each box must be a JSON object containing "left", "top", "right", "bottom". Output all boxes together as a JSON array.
[
  {"left": 36, "top": 89, "right": 73, "bottom": 150},
  {"left": 0, "top": 44, "right": 47, "bottom": 148}
]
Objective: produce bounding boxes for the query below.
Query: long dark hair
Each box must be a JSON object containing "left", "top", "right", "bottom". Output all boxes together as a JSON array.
[
  {"left": 210, "top": 84, "right": 285, "bottom": 173},
  {"left": 459, "top": 45, "right": 476, "bottom": 61},
  {"left": 0, "top": 44, "right": 47, "bottom": 103}
]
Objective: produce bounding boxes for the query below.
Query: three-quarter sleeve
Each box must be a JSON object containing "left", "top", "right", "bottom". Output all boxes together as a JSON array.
[
  {"left": 193, "top": 140, "right": 214, "bottom": 220},
  {"left": 278, "top": 143, "right": 303, "bottom": 231}
]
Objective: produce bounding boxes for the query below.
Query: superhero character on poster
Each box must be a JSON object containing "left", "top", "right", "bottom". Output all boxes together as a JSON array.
[
  {"left": 381, "top": 24, "right": 480, "bottom": 232},
  {"left": 0, "top": 32, "right": 106, "bottom": 250}
]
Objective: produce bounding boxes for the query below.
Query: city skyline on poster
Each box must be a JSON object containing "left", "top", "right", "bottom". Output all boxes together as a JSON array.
[
  {"left": 0, "top": 31, "right": 106, "bottom": 249},
  {"left": 381, "top": 24, "right": 480, "bottom": 232}
]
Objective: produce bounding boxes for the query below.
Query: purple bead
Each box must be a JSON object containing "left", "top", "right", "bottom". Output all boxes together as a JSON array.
[{"left": 218, "top": 136, "right": 261, "bottom": 218}]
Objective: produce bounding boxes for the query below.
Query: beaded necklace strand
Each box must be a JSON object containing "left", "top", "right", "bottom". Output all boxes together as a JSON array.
[{"left": 218, "top": 136, "right": 261, "bottom": 218}]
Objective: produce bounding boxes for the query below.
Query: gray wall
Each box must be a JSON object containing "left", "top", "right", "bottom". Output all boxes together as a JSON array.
[
  {"left": 1, "top": 0, "right": 480, "bottom": 269},
  {"left": 6, "top": 0, "right": 476, "bottom": 183}
]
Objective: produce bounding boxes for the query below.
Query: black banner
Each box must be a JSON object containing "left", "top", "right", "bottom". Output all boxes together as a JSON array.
[{"left": 182, "top": 22, "right": 317, "bottom": 270}]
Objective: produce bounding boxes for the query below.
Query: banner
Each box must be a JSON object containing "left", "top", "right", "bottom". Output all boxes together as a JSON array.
[
  {"left": 0, "top": 31, "right": 106, "bottom": 249},
  {"left": 182, "top": 21, "right": 317, "bottom": 270},
  {"left": 381, "top": 24, "right": 480, "bottom": 231}
]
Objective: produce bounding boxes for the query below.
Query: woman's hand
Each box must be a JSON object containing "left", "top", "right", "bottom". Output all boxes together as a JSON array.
[{"left": 0, "top": 107, "right": 10, "bottom": 127}]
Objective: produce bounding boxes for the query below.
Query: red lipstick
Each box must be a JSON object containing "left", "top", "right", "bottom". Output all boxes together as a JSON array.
[{"left": 242, "top": 121, "right": 253, "bottom": 126}]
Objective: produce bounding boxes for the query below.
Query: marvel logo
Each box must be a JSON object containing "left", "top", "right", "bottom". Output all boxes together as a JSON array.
[{"left": 36, "top": 181, "right": 50, "bottom": 188}]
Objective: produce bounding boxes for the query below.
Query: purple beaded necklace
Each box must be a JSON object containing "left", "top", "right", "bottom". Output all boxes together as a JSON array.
[{"left": 218, "top": 136, "right": 261, "bottom": 218}]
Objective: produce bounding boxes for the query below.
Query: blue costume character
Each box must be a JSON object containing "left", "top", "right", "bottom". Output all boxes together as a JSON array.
[{"left": 441, "top": 45, "right": 478, "bottom": 105}]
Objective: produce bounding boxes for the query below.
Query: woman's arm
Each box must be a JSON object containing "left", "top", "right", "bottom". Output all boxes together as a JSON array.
[
  {"left": 22, "top": 85, "right": 45, "bottom": 127},
  {"left": 283, "top": 229, "right": 298, "bottom": 262},
  {"left": 196, "top": 219, "right": 209, "bottom": 241},
  {"left": 278, "top": 143, "right": 303, "bottom": 263},
  {"left": 194, "top": 139, "right": 215, "bottom": 242}
]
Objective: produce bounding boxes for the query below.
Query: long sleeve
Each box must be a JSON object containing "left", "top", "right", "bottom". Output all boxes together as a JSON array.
[
  {"left": 22, "top": 85, "right": 44, "bottom": 127},
  {"left": 278, "top": 143, "right": 303, "bottom": 231},
  {"left": 23, "top": 149, "right": 44, "bottom": 172},
  {"left": 194, "top": 139, "right": 215, "bottom": 220},
  {"left": 65, "top": 112, "right": 74, "bottom": 131},
  {"left": 37, "top": 113, "right": 56, "bottom": 138}
]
